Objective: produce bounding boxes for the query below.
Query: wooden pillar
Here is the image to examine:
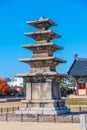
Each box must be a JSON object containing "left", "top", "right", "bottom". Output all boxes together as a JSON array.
[
  {"left": 85, "top": 83, "right": 87, "bottom": 95},
  {"left": 76, "top": 83, "right": 79, "bottom": 95}
]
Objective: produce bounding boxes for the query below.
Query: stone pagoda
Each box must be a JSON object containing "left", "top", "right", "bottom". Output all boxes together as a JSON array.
[{"left": 16, "top": 16, "right": 70, "bottom": 115}]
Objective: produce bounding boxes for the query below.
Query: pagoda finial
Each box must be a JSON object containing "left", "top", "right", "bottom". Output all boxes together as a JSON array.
[{"left": 39, "top": 16, "right": 45, "bottom": 21}]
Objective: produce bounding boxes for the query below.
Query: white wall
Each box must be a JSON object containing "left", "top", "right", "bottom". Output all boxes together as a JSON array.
[{"left": 8, "top": 78, "right": 23, "bottom": 87}]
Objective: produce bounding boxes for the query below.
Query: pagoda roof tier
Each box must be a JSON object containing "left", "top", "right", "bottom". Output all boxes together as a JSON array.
[
  {"left": 15, "top": 72, "right": 66, "bottom": 78},
  {"left": 26, "top": 16, "right": 57, "bottom": 29},
  {"left": 22, "top": 42, "right": 63, "bottom": 51},
  {"left": 24, "top": 30, "right": 61, "bottom": 41},
  {"left": 19, "top": 56, "right": 66, "bottom": 64}
]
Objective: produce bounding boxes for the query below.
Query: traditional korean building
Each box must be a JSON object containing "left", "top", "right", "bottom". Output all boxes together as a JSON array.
[
  {"left": 16, "top": 16, "right": 69, "bottom": 114},
  {"left": 68, "top": 54, "right": 87, "bottom": 95}
]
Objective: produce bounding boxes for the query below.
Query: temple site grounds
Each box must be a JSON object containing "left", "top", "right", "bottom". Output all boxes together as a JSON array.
[
  {"left": 0, "top": 16, "right": 86, "bottom": 130},
  {"left": 0, "top": 101, "right": 80, "bottom": 130}
]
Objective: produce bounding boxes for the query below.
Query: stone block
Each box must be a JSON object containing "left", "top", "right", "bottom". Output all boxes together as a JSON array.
[{"left": 80, "top": 115, "right": 86, "bottom": 130}]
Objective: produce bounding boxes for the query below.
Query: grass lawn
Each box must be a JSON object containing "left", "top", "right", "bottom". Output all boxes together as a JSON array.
[{"left": 66, "top": 98, "right": 87, "bottom": 105}]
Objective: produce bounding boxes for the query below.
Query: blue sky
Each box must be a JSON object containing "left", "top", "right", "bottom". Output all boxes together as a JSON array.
[{"left": 0, "top": 0, "right": 87, "bottom": 78}]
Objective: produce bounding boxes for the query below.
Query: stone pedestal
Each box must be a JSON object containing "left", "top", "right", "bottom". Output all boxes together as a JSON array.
[
  {"left": 16, "top": 99, "right": 70, "bottom": 115},
  {"left": 16, "top": 79, "right": 70, "bottom": 115}
]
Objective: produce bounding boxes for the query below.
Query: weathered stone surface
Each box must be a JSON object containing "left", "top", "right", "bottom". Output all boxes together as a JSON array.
[{"left": 26, "top": 83, "right": 32, "bottom": 100}]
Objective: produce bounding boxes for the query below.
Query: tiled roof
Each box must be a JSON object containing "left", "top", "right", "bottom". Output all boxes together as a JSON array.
[{"left": 68, "top": 58, "right": 87, "bottom": 76}]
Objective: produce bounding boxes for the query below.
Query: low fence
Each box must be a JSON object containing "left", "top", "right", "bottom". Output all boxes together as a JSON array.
[
  {"left": 0, "top": 113, "right": 80, "bottom": 123},
  {"left": 1, "top": 107, "right": 87, "bottom": 123},
  {"left": 0, "top": 106, "right": 19, "bottom": 114},
  {"left": 69, "top": 106, "right": 87, "bottom": 112}
]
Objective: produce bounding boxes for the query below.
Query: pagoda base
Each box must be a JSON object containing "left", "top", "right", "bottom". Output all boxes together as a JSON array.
[
  {"left": 16, "top": 99, "right": 70, "bottom": 115},
  {"left": 16, "top": 107, "right": 70, "bottom": 115}
]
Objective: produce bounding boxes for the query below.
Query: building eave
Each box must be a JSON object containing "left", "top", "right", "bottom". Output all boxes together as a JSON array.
[{"left": 67, "top": 60, "right": 76, "bottom": 75}]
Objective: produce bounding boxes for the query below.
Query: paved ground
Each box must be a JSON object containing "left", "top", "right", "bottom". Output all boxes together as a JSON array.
[
  {"left": 69, "top": 95, "right": 87, "bottom": 98},
  {"left": 0, "top": 101, "right": 21, "bottom": 108},
  {"left": 0, "top": 122, "right": 80, "bottom": 130}
]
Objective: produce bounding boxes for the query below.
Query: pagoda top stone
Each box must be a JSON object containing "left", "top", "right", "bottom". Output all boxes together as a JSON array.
[
  {"left": 39, "top": 16, "right": 45, "bottom": 20},
  {"left": 26, "top": 16, "right": 57, "bottom": 30}
]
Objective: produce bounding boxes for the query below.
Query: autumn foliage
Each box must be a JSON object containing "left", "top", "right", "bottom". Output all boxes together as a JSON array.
[
  {"left": 0, "top": 79, "right": 24, "bottom": 96},
  {"left": 0, "top": 79, "right": 9, "bottom": 95}
]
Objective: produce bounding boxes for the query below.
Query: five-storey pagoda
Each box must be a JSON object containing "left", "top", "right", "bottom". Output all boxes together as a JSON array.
[{"left": 16, "top": 16, "right": 69, "bottom": 114}]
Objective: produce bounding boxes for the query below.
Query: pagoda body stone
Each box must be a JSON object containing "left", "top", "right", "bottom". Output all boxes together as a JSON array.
[{"left": 16, "top": 16, "right": 70, "bottom": 115}]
